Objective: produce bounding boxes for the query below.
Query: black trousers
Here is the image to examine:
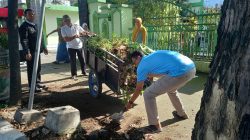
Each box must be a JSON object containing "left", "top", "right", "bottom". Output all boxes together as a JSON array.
[
  {"left": 26, "top": 54, "right": 41, "bottom": 88},
  {"left": 68, "top": 48, "right": 86, "bottom": 76}
]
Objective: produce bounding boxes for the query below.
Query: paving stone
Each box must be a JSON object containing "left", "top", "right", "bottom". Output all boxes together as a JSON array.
[{"left": 45, "top": 105, "right": 80, "bottom": 135}]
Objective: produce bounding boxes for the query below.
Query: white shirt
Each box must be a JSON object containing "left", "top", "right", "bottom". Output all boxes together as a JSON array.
[{"left": 61, "top": 24, "right": 84, "bottom": 49}]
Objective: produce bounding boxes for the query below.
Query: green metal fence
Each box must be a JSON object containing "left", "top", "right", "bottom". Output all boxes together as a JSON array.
[
  {"left": 106, "top": 0, "right": 221, "bottom": 61},
  {"left": 130, "top": 0, "right": 221, "bottom": 61},
  {"left": 146, "top": 12, "right": 220, "bottom": 61}
]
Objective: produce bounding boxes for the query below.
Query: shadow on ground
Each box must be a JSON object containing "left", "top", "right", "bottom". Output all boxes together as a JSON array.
[
  {"left": 179, "top": 72, "right": 208, "bottom": 95},
  {"left": 21, "top": 61, "right": 85, "bottom": 75},
  {"left": 161, "top": 118, "right": 185, "bottom": 127},
  {"left": 21, "top": 88, "right": 125, "bottom": 120}
]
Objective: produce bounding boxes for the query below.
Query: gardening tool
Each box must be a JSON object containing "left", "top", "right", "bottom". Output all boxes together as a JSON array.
[{"left": 111, "top": 107, "right": 127, "bottom": 122}]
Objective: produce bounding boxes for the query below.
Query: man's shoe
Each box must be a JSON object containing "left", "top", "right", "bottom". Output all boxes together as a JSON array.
[
  {"left": 142, "top": 125, "right": 162, "bottom": 133},
  {"left": 82, "top": 72, "right": 88, "bottom": 76},
  {"left": 37, "top": 84, "right": 46, "bottom": 89},
  {"left": 72, "top": 75, "right": 78, "bottom": 80},
  {"left": 34, "top": 87, "right": 42, "bottom": 93},
  {"left": 28, "top": 87, "right": 42, "bottom": 93},
  {"left": 29, "top": 87, "right": 42, "bottom": 93},
  {"left": 172, "top": 111, "right": 189, "bottom": 119}
]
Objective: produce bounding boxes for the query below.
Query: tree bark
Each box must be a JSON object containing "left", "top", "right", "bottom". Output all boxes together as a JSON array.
[
  {"left": 192, "top": 0, "right": 250, "bottom": 139},
  {"left": 26, "top": 0, "right": 31, "bottom": 8},
  {"left": 78, "top": 0, "right": 89, "bottom": 26},
  {"left": 7, "top": 0, "right": 21, "bottom": 105}
]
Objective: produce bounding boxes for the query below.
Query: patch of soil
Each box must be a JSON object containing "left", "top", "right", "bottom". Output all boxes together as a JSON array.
[
  {"left": 1, "top": 106, "right": 149, "bottom": 140},
  {"left": 0, "top": 61, "right": 159, "bottom": 140},
  {"left": 20, "top": 114, "right": 146, "bottom": 140},
  {"left": 0, "top": 78, "right": 149, "bottom": 140}
]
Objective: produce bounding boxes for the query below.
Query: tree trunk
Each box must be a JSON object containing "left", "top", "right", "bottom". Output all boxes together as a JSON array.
[
  {"left": 78, "top": 0, "right": 89, "bottom": 26},
  {"left": 26, "top": 0, "right": 31, "bottom": 8},
  {"left": 192, "top": 0, "right": 250, "bottom": 140},
  {"left": 7, "top": 0, "right": 21, "bottom": 105}
]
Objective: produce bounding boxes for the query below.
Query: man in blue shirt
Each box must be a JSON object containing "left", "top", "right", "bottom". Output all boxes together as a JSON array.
[{"left": 125, "top": 50, "right": 196, "bottom": 133}]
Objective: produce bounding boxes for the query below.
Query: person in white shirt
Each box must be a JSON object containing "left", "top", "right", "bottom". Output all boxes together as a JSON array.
[
  {"left": 81, "top": 23, "right": 96, "bottom": 49},
  {"left": 61, "top": 15, "right": 87, "bottom": 80}
]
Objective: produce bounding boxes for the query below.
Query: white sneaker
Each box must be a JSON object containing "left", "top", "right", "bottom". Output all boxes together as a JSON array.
[{"left": 72, "top": 75, "right": 77, "bottom": 80}]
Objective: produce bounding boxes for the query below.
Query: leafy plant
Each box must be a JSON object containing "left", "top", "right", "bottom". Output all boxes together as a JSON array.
[
  {"left": 0, "top": 33, "right": 8, "bottom": 50},
  {"left": 87, "top": 36, "right": 154, "bottom": 103},
  {"left": 0, "top": 78, "right": 8, "bottom": 94}
]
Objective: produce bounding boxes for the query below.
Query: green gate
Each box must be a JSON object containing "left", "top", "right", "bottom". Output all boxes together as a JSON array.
[{"left": 130, "top": 0, "right": 221, "bottom": 61}]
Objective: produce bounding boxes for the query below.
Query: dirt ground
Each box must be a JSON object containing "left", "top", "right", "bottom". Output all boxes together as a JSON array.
[{"left": 0, "top": 51, "right": 207, "bottom": 140}]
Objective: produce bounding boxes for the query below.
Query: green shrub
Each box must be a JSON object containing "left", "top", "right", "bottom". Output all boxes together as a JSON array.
[{"left": 0, "top": 33, "right": 8, "bottom": 50}]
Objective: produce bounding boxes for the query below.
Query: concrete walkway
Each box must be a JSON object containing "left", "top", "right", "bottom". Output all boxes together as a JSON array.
[{"left": 0, "top": 117, "right": 27, "bottom": 140}]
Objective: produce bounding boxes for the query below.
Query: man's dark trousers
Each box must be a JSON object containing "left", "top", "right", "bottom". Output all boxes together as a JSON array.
[
  {"left": 68, "top": 48, "right": 86, "bottom": 76},
  {"left": 26, "top": 53, "right": 41, "bottom": 88}
]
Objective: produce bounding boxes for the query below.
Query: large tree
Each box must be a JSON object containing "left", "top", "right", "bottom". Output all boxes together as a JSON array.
[
  {"left": 192, "top": 0, "right": 250, "bottom": 140},
  {"left": 8, "top": 0, "right": 21, "bottom": 105},
  {"left": 78, "top": 0, "right": 89, "bottom": 26}
]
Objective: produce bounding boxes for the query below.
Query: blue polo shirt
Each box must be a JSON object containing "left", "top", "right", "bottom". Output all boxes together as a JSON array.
[{"left": 137, "top": 50, "right": 195, "bottom": 82}]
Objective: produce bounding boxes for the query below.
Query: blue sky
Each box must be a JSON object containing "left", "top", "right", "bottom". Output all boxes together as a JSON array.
[{"left": 204, "top": 0, "right": 224, "bottom": 7}]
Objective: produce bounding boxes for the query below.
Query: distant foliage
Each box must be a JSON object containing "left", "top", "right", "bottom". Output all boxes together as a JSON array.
[
  {"left": 106, "top": 0, "right": 191, "bottom": 25},
  {"left": 0, "top": 33, "right": 8, "bottom": 50},
  {"left": 106, "top": 0, "right": 129, "bottom": 4}
]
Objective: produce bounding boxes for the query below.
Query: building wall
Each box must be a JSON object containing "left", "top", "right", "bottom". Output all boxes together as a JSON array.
[
  {"left": 45, "top": 9, "right": 79, "bottom": 49},
  {"left": 120, "top": 7, "right": 132, "bottom": 36},
  {"left": 188, "top": 0, "right": 204, "bottom": 8},
  {"left": 88, "top": 0, "right": 133, "bottom": 39},
  {"left": 99, "top": 18, "right": 112, "bottom": 38},
  {"left": 88, "top": 1, "right": 106, "bottom": 32},
  {"left": 113, "top": 11, "right": 121, "bottom": 36}
]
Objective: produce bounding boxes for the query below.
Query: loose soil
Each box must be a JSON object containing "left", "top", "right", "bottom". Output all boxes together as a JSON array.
[{"left": 0, "top": 59, "right": 153, "bottom": 140}]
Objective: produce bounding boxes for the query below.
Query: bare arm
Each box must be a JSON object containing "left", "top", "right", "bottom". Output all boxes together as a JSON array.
[
  {"left": 78, "top": 25, "right": 96, "bottom": 37},
  {"left": 80, "top": 30, "right": 96, "bottom": 36},
  {"left": 142, "top": 27, "right": 147, "bottom": 45},
  {"left": 63, "top": 34, "right": 78, "bottom": 42},
  {"left": 125, "top": 81, "right": 144, "bottom": 110},
  {"left": 132, "top": 27, "right": 137, "bottom": 42},
  {"left": 46, "top": 28, "right": 59, "bottom": 37}
]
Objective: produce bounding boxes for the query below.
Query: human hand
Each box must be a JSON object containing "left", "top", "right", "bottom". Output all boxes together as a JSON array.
[
  {"left": 91, "top": 33, "right": 97, "bottom": 37},
  {"left": 74, "top": 34, "right": 80, "bottom": 38},
  {"left": 80, "top": 32, "right": 88, "bottom": 36},
  {"left": 125, "top": 100, "right": 133, "bottom": 111},
  {"left": 44, "top": 48, "right": 48, "bottom": 55},
  {"left": 26, "top": 53, "right": 32, "bottom": 61}
]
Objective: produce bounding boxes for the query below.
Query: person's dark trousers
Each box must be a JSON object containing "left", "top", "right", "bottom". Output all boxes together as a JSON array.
[
  {"left": 68, "top": 48, "right": 86, "bottom": 76},
  {"left": 26, "top": 54, "right": 41, "bottom": 88}
]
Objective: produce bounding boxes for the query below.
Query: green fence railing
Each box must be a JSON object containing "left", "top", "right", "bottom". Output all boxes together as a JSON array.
[
  {"left": 144, "top": 11, "right": 221, "bottom": 61},
  {"left": 107, "top": 0, "right": 221, "bottom": 61},
  {"left": 126, "top": 0, "right": 221, "bottom": 62}
]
